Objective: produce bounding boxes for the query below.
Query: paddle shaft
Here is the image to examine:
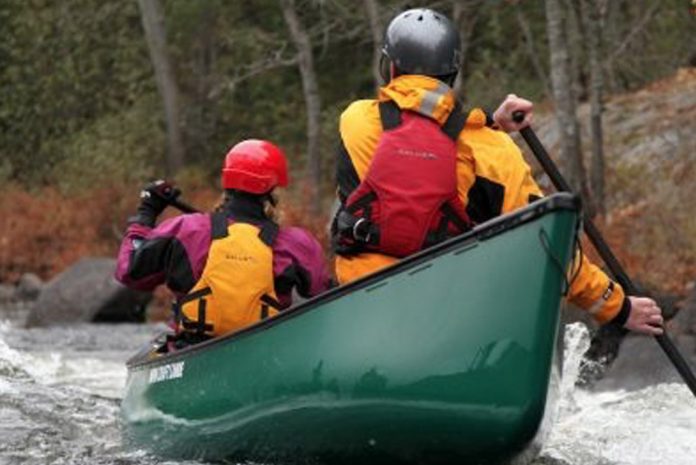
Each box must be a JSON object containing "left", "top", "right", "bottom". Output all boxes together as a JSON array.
[
  {"left": 513, "top": 113, "right": 696, "bottom": 397},
  {"left": 167, "top": 197, "right": 198, "bottom": 214}
]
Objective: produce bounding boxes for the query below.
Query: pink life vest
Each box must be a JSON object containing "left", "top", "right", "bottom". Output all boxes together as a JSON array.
[{"left": 341, "top": 101, "right": 472, "bottom": 257}]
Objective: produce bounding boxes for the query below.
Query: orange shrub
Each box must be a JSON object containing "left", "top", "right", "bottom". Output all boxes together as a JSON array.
[{"left": 0, "top": 183, "right": 333, "bottom": 284}]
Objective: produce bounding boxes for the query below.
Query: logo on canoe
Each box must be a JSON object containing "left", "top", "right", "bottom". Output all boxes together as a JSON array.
[{"left": 148, "top": 361, "right": 185, "bottom": 384}]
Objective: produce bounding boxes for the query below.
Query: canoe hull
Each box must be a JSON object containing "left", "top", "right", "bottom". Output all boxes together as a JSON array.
[{"left": 121, "top": 194, "right": 579, "bottom": 464}]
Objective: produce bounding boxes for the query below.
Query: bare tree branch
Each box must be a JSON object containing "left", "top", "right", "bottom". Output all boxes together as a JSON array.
[
  {"left": 514, "top": 3, "right": 553, "bottom": 102},
  {"left": 606, "top": 2, "right": 660, "bottom": 63},
  {"left": 212, "top": 44, "right": 299, "bottom": 98}
]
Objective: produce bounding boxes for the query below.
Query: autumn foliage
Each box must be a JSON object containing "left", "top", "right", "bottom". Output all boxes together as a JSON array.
[{"left": 0, "top": 182, "right": 330, "bottom": 285}]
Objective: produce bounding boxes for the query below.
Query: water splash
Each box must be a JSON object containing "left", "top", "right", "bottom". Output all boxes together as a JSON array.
[
  {"left": 0, "top": 322, "right": 184, "bottom": 465},
  {"left": 538, "top": 323, "right": 696, "bottom": 465},
  {"left": 2, "top": 319, "right": 695, "bottom": 465}
]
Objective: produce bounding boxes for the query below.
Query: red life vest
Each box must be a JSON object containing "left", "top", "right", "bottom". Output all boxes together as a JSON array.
[{"left": 339, "top": 101, "right": 472, "bottom": 257}]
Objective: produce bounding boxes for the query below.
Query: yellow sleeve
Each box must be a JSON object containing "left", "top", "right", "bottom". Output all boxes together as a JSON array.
[
  {"left": 567, "top": 251, "right": 626, "bottom": 325},
  {"left": 489, "top": 133, "right": 626, "bottom": 325},
  {"left": 462, "top": 125, "right": 625, "bottom": 326},
  {"left": 499, "top": 139, "right": 543, "bottom": 214}
]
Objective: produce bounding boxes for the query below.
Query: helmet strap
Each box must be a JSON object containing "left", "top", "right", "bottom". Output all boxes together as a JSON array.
[
  {"left": 378, "top": 54, "right": 391, "bottom": 85},
  {"left": 440, "top": 72, "right": 458, "bottom": 87}
]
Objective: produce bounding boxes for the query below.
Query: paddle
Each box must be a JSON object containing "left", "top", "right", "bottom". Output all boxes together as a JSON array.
[
  {"left": 165, "top": 196, "right": 198, "bottom": 214},
  {"left": 511, "top": 111, "right": 696, "bottom": 397},
  {"left": 144, "top": 182, "right": 200, "bottom": 214}
]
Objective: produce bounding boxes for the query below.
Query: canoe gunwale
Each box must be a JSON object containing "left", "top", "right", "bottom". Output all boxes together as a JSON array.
[{"left": 126, "top": 192, "right": 580, "bottom": 369}]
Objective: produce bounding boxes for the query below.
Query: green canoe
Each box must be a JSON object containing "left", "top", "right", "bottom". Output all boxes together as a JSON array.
[{"left": 121, "top": 193, "right": 580, "bottom": 465}]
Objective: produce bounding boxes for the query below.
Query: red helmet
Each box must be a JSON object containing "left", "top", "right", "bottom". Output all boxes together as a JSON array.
[{"left": 221, "top": 139, "right": 289, "bottom": 194}]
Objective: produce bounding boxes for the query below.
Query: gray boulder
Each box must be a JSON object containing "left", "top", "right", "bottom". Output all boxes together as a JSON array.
[
  {"left": 15, "top": 273, "right": 43, "bottom": 300},
  {"left": 25, "top": 257, "right": 152, "bottom": 327},
  {"left": 0, "top": 283, "right": 15, "bottom": 303},
  {"left": 591, "top": 334, "right": 693, "bottom": 392},
  {"left": 671, "top": 287, "right": 696, "bottom": 336},
  {"left": 591, "top": 286, "right": 696, "bottom": 392},
  {"left": 575, "top": 284, "right": 685, "bottom": 388}
]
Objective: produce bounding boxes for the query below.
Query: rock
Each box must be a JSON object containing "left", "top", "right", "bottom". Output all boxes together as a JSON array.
[
  {"left": 0, "top": 283, "right": 15, "bottom": 303},
  {"left": 670, "top": 287, "right": 696, "bottom": 336},
  {"left": 574, "top": 284, "right": 684, "bottom": 388},
  {"left": 584, "top": 285, "right": 696, "bottom": 391},
  {"left": 591, "top": 334, "right": 688, "bottom": 392},
  {"left": 25, "top": 257, "right": 152, "bottom": 327},
  {"left": 15, "top": 273, "right": 43, "bottom": 300}
]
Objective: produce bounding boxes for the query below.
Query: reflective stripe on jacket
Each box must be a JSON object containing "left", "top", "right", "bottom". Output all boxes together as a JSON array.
[{"left": 333, "top": 74, "right": 625, "bottom": 325}]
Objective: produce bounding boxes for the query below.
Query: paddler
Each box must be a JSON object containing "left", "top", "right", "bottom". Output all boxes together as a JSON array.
[
  {"left": 330, "top": 7, "right": 663, "bottom": 335},
  {"left": 116, "top": 139, "right": 332, "bottom": 345}
]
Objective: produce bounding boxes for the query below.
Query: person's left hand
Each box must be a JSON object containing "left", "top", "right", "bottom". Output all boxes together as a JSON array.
[
  {"left": 129, "top": 179, "right": 181, "bottom": 227},
  {"left": 140, "top": 179, "right": 181, "bottom": 214},
  {"left": 492, "top": 93, "right": 533, "bottom": 133}
]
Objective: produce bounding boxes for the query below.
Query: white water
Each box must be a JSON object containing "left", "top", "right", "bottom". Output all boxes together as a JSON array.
[
  {"left": 0, "top": 320, "right": 695, "bottom": 465},
  {"left": 540, "top": 323, "right": 696, "bottom": 465}
]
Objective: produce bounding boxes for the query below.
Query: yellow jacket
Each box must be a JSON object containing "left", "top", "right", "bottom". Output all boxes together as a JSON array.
[{"left": 333, "top": 75, "right": 626, "bottom": 325}]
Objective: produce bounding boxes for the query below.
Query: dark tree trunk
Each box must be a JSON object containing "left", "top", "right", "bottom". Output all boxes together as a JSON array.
[
  {"left": 137, "top": 0, "right": 185, "bottom": 176},
  {"left": 545, "top": 0, "right": 592, "bottom": 210},
  {"left": 452, "top": 0, "right": 485, "bottom": 99},
  {"left": 281, "top": 0, "right": 323, "bottom": 213},
  {"left": 363, "top": 0, "right": 383, "bottom": 91},
  {"left": 581, "top": 0, "right": 607, "bottom": 215}
]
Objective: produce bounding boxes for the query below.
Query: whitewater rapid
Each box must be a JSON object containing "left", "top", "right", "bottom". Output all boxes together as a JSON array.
[{"left": 0, "top": 320, "right": 694, "bottom": 465}]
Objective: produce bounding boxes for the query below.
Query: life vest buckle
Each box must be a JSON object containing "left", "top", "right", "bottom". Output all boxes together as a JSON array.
[{"left": 353, "top": 218, "right": 373, "bottom": 243}]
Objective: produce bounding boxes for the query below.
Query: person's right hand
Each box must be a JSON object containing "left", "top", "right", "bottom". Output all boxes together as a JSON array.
[
  {"left": 492, "top": 93, "right": 534, "bottom": 132},
  {"left": 624, "top": 296, "right": 664, "bottom": 335}
]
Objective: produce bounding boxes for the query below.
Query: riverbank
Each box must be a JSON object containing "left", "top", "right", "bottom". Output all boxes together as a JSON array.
[{"left": 1, "top": 68, "right": 694, "bottom": 311}]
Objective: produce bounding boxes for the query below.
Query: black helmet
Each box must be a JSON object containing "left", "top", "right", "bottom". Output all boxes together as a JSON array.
[{"left": 381, "top": 8, "right": 461, "bottom": 82}]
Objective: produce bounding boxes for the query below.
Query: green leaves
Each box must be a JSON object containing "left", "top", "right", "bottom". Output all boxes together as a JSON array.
[{"left": 0, "top": 0, "right": 691, "bottom": 191}]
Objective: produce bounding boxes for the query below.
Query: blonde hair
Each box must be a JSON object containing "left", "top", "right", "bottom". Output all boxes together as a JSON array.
[{"left": 214, "top": 190, "right": 279, "bottom": 222}]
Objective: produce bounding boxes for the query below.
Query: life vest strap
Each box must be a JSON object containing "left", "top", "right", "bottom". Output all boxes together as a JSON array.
[
  {"left": 441, "top": 201, "right": 472, "bottom": 232},
  {"left": 176, "top": 287, "right": 215, "bottom": 336},
  {"left": 258, "top": 221, "right": 279, "bottom": 246},
  {"left": 211, "top": 212, "right": 279, "bottom": 247},
  {"left": 338, "top": 200, "right": 471, "bottom": 254},
  {"left": 378, "top": 101, "right": 402, "bottom": 130},
  {"left": 259, "top": 293, "right": 283, "bottom": 320},
  {"left": 379, "top": 100, "right": 469, "bottom": 142},
  {"left": 211, "top": 213, "right": 229, "bottom": 239},
  {"left": 441, "top": 102, "right": 468, "bottom": 141},
  {"left": 178, "top": 286, "right": 213, "bottom": 304},
  {"left": 336, "top": 209, "right": 380, "bottom": 249},
  {"left": 260, "top": 293, "right": 283, "bottom": 310}
]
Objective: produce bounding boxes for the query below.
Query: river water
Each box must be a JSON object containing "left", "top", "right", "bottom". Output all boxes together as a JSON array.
[{"left": 1, "top": 317, "right": 695, "bottom": 465}]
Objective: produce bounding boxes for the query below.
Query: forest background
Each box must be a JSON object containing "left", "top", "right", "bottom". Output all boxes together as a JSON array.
[{"left": 0, "top": 0, "right": 695, "bottom": 302}]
